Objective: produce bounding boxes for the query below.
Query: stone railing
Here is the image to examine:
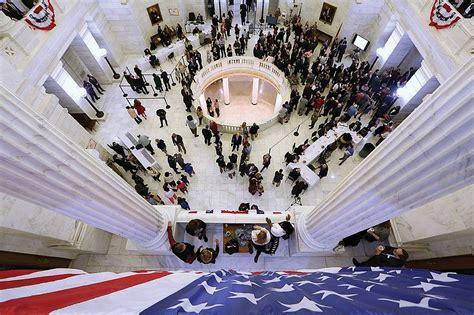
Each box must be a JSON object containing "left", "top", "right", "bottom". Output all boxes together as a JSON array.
[{"left": 194, "top": 56, "right": 290, "bottom": 133}]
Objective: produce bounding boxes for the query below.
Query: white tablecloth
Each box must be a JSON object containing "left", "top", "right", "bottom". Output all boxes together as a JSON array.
[
  {"left": 139, "top": 35, "right": 200, "bottom": 71},
  {"left": 288, "top": 162, "right": 320, "bottom": 187},
  {"left": 300, "top": 123, "right": 363, "bottom": 164},
  {"left": 119, "top": 132, "right": 160, "bottom": 169}
]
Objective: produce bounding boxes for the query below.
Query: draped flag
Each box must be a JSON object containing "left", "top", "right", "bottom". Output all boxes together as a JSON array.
[
  {"left": 429, "top": 0, "right": 461, "bottom": 29},
  {"left": 0, "top": 267, "right": 473, "bottom": 314},
  {"left": 24, "top": 0, "right": 56, "bottom": 31}
]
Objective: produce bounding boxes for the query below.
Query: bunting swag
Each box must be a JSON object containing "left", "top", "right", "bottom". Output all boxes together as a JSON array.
[
  {"left": 429, "top": 0, "right": 461, "bottom": 29},
  {"left": 0, "top": 267, "right": 473, "bottom": 314},
  {"left": 24, "top": 0, "right": 56, "bottom": 31}
]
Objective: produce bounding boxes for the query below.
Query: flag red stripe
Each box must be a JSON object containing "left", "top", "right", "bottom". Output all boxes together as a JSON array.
[
  {"left": 0, "top": 274, "right": 77, "bottom": 290},
  {"left": 0, "top": 271, "right": 170, "bottom": 315},
  {"left": 0, "top": 270, "right": 39, "bottom": 280}
]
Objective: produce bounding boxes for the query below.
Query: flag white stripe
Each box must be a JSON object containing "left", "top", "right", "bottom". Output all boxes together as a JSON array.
[
  {"left": 0, "top": 271, "right": 142, "bottom": 303},
  {"left": 0, "top": 269, "right": 86, "bottom": 282},
  {"left": 52, "top": 272, "right": 205, "bottom": 314}
]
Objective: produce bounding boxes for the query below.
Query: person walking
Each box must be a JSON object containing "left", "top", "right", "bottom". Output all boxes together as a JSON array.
[
  {"left": 156, "top": 108, "right": 168, "bottom": 127},
  {"left": 185, "top": 115, "right": 199, "bottom": 137},
  {"left": 260, "top": 153, "right": 271, "bottom": 172},
  {"left": 133, "top": 99, "right": 147, "bottom": 119},
  {"left": 137, "top": 134, "right": 155, "bottom": 155},
  {"left": 183, "top": 163, "right": 195, "bottom": 177},
  {"left": 126, "top": 106, "right": 142, "bottom": 124},
  {"left": 87, "top": 74, "right": 105, "bottom": 94},
  {"left": 231, "top": 133, "right": 242, "bottom": 151},
  {"left": 83, "top": 80, "right": 100, "bottom": 102},
  {"left": 152, "top": 73, "right": 163, "bottom": 92},
  {"left": 202, "top": 125, "right": 213, "bottom": 145},
  {"left": 172, "top": 133, "right": 187, "bottom": 154},
  {"left": 272, "top": 169, "right": 284, "bottom": 187},
  {"left": 183, "top": 92, "right": 194, "bottom": 113}
]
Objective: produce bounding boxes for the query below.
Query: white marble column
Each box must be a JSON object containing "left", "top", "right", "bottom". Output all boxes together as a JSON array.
[
  {"left": 222, "top": 77, "right": 230, "bottom": 105},
  {"left": 376, "top": 23, "right": 412, "bottom": 70},
  {"left": 395, "top": 61, "right": 440, "bottom": 120},
  {"left": 297, "top": 59, "right": 474, "bottom": 251},
  {"left": 0, "top": 85, "right": 168, "bottom": 248},
  {"left": 251, "top": 77, "right": 259, "bottom": 105}
]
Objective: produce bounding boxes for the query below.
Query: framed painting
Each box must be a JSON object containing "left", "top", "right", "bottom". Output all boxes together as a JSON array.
[
  {"left": 319, "top": 2, "right": 337, "bottom": 25},
  {"left": 168, "top": 8, "right": 179, "bottom": 16},
  {"left": 147, "top": 4, "right": 163, "bottom": 25}
]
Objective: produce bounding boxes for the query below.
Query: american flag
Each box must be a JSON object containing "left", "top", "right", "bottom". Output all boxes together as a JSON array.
[{"left": 0, "top": 267, "right": 473, "bottom": 314}]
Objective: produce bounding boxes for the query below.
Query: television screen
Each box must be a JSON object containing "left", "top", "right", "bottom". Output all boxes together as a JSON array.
[{"left": 352, "top": 34, "right": 370, "bottom": 51}]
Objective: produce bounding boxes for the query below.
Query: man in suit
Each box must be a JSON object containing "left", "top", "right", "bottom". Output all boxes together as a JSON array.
[
  {"left": 353, "top": 246, "right": 409, "bottom": 268},
  {"left": 231, "top": 133, "right": 242, "bottom": 152},
  {"left": 202, "top": 125, "right": 213, "bottom": 146},
  {"left": 240, "top": 2, "right": 247, "bottom": 25}
]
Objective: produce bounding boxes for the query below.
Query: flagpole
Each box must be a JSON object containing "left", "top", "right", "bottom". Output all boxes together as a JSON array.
[{"left": 331, "top": 23, "right": 342, "bottom": 49}]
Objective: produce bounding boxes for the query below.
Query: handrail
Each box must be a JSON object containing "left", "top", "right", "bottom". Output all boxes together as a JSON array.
[{"left": 193, "top": 56, "right": 291, "bottom": 133}]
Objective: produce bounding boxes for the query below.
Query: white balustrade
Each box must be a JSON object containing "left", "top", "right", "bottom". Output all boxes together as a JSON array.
[{"left": 194, "top": 57, "right": 290, "bottom": 133}]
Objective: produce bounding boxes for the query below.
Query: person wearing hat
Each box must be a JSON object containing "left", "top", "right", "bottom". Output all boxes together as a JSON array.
[
  {"left": 266, "top": 214, "right": 295, "bottom": 240},
  {"left": 197, "top": 239, "right": 219, "bottom": 264},
  {"left": 251, "top": 225, "right": 271, "bottom": 263}
]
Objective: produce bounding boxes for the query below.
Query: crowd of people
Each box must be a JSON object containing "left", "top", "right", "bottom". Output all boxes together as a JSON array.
[{"left": 104, "top": 8, "right": 414, "bottom": 268}]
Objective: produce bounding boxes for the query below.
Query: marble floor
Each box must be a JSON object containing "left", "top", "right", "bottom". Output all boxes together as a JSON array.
[{"left": 73, "top": 26, "right": 382, "bottom": 272}]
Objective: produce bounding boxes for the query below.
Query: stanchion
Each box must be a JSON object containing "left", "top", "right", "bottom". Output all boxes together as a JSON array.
[{"left": 84, "top": 96, "right": 104, "bottom": 118}]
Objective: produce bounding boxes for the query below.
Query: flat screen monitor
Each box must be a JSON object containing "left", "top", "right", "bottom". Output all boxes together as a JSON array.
[{"left": 352, "top": 34, "right": 370, "bottom": 51}]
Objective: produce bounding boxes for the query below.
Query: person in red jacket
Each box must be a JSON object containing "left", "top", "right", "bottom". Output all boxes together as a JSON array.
[{"left": 167, "top": 223, "right": 199, "bottom": 264}]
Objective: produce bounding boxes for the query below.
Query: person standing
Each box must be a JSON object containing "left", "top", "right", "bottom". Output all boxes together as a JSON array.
[
  {"left": 87, "top": 74, "right": 105, "bottom": 94},
  {"left": 146, "top": 167, "right": 161, "bottom": 182},
  {"left": 167, "top": 223, "right": 198, "bottom": 263},
  {"left": 316, "top": 163, "right": 328, "bottom": 179},
  {"left": 137, "top": 134, "right": 155, "bottom": 155},
  {"left": 167, "top": 155, "right": 181, "bottom": 174},
  {"left": 183, "top": 92, "right": 194, "bottom": 113},
  {"left": 185, "top": 115, "right": 199, "bottom": 137},
  {"left": 152, "top": 73, "right": 163, "bottom": 92},
  {"left": 83, "top": 80, "right": 100, "bottom": 102},
  {"left": 249, "top": 123, "right": 260, "bottom": 140},
  {"left": 195, "top": 50, "right": 203, "bottom": 69},
  {"left": 197, "top": 239, "right": 219, "bottom": 264},
  {"left": 209, "top": 120, "right": 219, "bottom": 137},
  {"left": 231, "top": 133, "right": 242, "bottom": 151},
  {"left": 161, "top": 70, "right": 171, "bottom": 91},
  {"left": 186, "top": 219, "right": 208, "bottom": 242},
  {"left": 202, "top": 125, "right": 213, "bottom": 146},
  {"left": 339, "top": 145, "right": 354, "bottom": 165},
  {"left": 108, "top": 142, "right": 126, "bottom": 157},
  {"left": 172, "top": 133, "right": 187, "bottom": 154},
  {"left": 213, "top": 99, "right": 220, "bottom": 117},
  {"left": 156, "top": 108, "right": 168, "bottom": 127},
  {"left": 123, "top": 71, "right": 137, "bottom": 92},
  {"left": 196, "top": 106, "right": 204, "bottom": 125},
  {"left": 260, "top": 153, "right": 271, "bottom": 172},
  {"left": 155, "top": 138, "right": 167, "bottom": 154},
  {"left": 242, "top": 142, "right": 252, "bottom": 159},
  {"left": 126, "top": 106, "right": 142, "bottom": 124},
  {"left": 133, "top": 99, "right": 147, "bottom": 119},
  {"left": 272, "top": 169, "right": 284, "bottom": 187},
  {"left": 240, "top": 2, "right": 247, "bottom": 25}
]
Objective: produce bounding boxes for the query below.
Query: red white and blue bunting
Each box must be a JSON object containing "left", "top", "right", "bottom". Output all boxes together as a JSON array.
[
  {"left": 429, "top": 0, "right": 461, "bottom": 29},
  {"left": 24, "top": 0, "right": 56, "bottom": 31}
]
